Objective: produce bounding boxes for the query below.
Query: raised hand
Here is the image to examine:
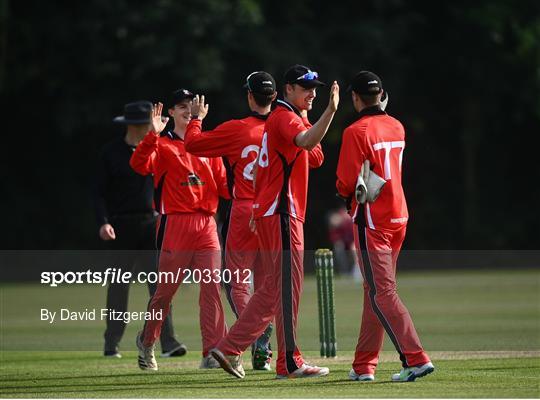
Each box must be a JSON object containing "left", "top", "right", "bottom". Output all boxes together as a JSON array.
[
  {"left": 328, "top": 81, "right": 340, "bottom": 113},
  {"left": 191, "top": 94, "right": 209, "bottom": 120},
  {"left": 151, "top": 102, "right": 169, "bottom": 134}
]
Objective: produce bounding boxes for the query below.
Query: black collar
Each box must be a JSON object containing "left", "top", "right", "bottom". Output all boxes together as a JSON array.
[
  {"left": 276, "top": 99, "right": 303, "bottom": 118},
  {"left": 250, "top": 111, "right": 270, "bottom": 121},
  {"left": 357, "top": 105, "right": 386, "bottom": 119},
  {"left": 166, "top": 130, "right": 183, "bottom": 141}
]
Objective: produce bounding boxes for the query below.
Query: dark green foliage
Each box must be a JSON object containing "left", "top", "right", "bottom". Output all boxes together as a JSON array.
[{"left": 2, "top": 0, "right": 539, "bottom": 249}]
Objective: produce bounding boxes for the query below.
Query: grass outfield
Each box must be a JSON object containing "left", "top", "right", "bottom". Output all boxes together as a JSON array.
[
  {"left": 0, "top": 351, "right": 539, "bottom": 398},
  {"left": 1, "top": 268, "right": 539, "bottom": 397}
]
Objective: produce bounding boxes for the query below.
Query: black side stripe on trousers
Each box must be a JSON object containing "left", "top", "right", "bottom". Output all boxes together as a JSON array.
[
  {"left": 155, "top": 214, "right": 168, "bottom": 269},
  {"left": 221, "top": 202, "right": 240, "bottom": 318},
  {"left": 143, "top": 214, "right": 168, "bottom": 335},
  {"left": 355, "top": 214, "right": 408, "bottom": 368},
  {"left": 280, "top": 213, "right": 300, "bottom": 373}
]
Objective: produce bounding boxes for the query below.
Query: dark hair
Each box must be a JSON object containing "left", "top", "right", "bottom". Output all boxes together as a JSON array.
[
  {"left": 359, "top": 93, "right": 380, "bottom": 107},
  {"left": 281, "top": 83, "right": 297, "bottom": 100},
  {"left": 252, "top": 92, "right": 275, "bottom": 107}
]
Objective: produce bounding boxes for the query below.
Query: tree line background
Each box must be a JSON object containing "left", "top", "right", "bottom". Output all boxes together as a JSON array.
[{"left": 2, "top": 0, "right": 539, "bottom": 250}]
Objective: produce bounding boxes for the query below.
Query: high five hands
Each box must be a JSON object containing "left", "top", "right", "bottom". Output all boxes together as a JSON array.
[
  {"left": 328, "top": 81, "right": 339, "bottom": 113},
  {"left": 151, "top": 102, "right": 169, "bottom": 135},
  {"left": 191, "top": 95, "right": 209, "bottom": 120}
]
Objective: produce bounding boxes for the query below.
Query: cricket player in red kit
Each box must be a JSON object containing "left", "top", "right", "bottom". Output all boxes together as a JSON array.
[
  {"left": 130, "top": 90, "right": 229, "bottom": 371},
  {"left": 210, "top": 65, "right": 338, "bottom": 380},
  {"left": 183, "top": 72, "right": 279, "bottom": 371},
  {"left": 336, "top": 71, "right": 434, "bottom": 382}
]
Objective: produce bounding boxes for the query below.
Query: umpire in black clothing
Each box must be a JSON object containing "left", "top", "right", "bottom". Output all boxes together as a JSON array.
[{"left": 94, "top": 101, "right": 186, "bottom": 358}]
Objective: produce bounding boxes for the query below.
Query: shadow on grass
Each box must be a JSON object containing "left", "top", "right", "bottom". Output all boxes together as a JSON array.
[
  {"left": 0, "top": 375, "right": 372, "bottom": 396},
  {"left": 2, "top": 356, "right": 115, "bottom": 364},
  {"left": 1, "top": 385, "right": 185, "bottom": 396},
  {"left": 301, "top": 378, "right": 395, "bottom": 386},
  {"left": 0, "top": 375, "right": 380, "bottom": 395},
  {"left": 469, "top": 365, "right": 540, "bottom": 371},
  {"left": 0, "top": 371, "right": 213, "bottom": 384}
]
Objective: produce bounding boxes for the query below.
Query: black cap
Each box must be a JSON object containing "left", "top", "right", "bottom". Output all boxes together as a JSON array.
[
  {"left": 347, "top": 71, "right": 383, "bottom": 95},
  {"left": 113, "top": 101, "right": 152, "bottom": 124},
  {"left": 243, "top": 71, "right": 276, "bottom": 95},
  {"left": 168, "top": 88, "right": 195, "bottom": 108},
  {"left": 284, "top": 64, "right": 326, "bottom": 89}
]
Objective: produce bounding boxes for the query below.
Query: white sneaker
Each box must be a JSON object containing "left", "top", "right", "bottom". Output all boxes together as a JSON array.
[
  {"left": 210, "top": 348, "right": 246, "bottom": 378},
  {"left": 200, "top": 354, "right": 221, "bottom": 369},
  {"left": 392, "top": 362, "right": 434, "bottom": 382},
  {"left": 348, "top": 369, "right": 374, "bottom": 381},
  {"left": 136, "top": 331, "right": 158, "bottom": 371},
  {"left": 276, "top": 364, "right": 330, "bottom": 379}
]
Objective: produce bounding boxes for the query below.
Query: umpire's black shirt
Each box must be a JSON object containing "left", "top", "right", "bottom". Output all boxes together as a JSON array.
[{"left": 93, "top": 136, "right": 154, "bottom": 226}]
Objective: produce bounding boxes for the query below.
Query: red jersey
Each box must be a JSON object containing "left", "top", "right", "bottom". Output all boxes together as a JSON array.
[
  {"left": 130, "top": 130, "right": 229, "bottom": 215},
  {"left": 253, "top": 100, "right": 324, "bottom": 222},
  {"left": 336, "top": 107, "right": 408, "bottom": 231},
  {"left": 184, "top": 115, "right": 267, "bottom": 200}
]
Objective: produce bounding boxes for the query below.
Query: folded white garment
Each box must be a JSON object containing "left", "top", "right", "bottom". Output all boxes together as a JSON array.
[{"left": 355, "top": 160, "right": 387, "bottom": 204}]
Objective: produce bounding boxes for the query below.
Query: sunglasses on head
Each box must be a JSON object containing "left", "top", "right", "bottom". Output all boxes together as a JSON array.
[{"left": 296, "top": 70, "right": 319, "bottom": 81}]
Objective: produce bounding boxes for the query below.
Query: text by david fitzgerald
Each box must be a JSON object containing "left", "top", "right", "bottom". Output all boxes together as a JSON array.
[{"left": 40, "top": 309, "right": 162, "bottom": 324}]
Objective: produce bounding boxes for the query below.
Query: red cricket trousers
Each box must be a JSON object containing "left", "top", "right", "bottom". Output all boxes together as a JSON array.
[
  {"left": 217, "top": 213, "right": 305, "bottom": 376},
  {"left": 352, "top": 222, "right": 430, "bottom": 375},
  {"left": 142, "top": 213, "right": 227, "bottom": 357},
  {"left": 222, "top": 199, "right": 264, "bottom": 317}
]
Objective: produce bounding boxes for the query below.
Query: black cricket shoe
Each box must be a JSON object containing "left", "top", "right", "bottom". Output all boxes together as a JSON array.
[{"left": 161, "top": 343, "right": 188, "bottom": 358}]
